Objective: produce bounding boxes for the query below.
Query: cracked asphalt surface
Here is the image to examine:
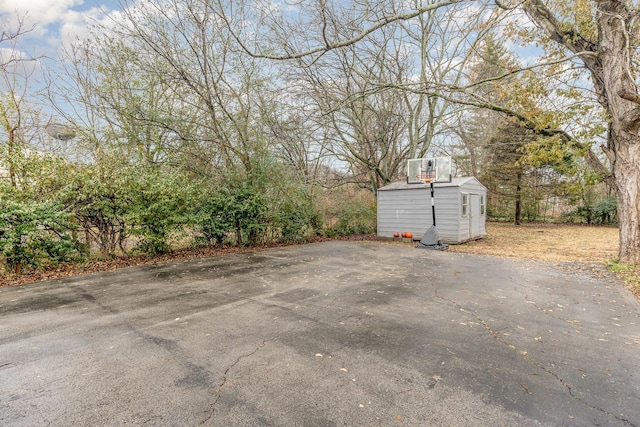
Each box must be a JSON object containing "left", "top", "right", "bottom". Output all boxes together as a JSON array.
[{"left": 1, "top": 240, "right": 639, "bottom": 426}]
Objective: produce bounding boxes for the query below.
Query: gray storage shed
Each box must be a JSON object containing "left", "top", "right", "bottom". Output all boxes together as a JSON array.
[{"left": 377, "top": 177, "right": 487, "bottom": 244}]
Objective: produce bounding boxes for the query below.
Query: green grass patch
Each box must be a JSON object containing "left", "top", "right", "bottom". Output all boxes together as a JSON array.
[{"left": 608, "top": 260, "right": 640, "bottom": 298}]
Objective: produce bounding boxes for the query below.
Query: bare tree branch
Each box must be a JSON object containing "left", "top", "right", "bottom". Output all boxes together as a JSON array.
[
  {"left": 618, "top": 88, "right": 640, "bottom": 105},
  {"left": 0, "top": 14, "right": 38, "bottom": 70},
  {"left": 494, "top": 0, "right": 520, "bottom": 10},
  {"left": 466, "top": 51, "right": 597, "bottom": 90},
  {"left": 220, "top": 0, "right": 467, "bottom": 60}
]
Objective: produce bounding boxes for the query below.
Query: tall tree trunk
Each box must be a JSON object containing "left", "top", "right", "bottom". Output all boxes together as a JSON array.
[
  {"left": 596, "top": 1, "right": 640, "bottom": 264},
  {"left": 610, "top": 135, "right": 640, "bottom": 264}
]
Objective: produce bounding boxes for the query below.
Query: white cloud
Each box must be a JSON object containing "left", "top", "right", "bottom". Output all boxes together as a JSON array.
[
  {"left": 0, "top": 46, "right": 25, "bottom": 63},
  {"left": 0, "top": 0, "right": 117, "bottom": 55},
  {"left": 57, "top": 6, "right": 110, "bottom": 47},
  {"left": 1, "top": 0, "right": 84, "bottom": 34}
]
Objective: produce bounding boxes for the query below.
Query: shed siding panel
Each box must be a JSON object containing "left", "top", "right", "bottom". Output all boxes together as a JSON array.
[
  {"left": 434, "top": 188, "right": 462, "bottom": 243},
  {"left": 378, "top": 187, "right": 462, "bottom": 243},
  {"left": 378, "top": 188, "right": 430, "bottom": 237}
]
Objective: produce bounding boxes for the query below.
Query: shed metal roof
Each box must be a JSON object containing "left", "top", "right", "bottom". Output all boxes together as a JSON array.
[{"left": 378, "top": 177, "right": 482, "bottom": 191}]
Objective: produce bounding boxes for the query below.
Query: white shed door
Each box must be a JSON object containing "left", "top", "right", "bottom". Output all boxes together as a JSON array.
[{"left": 470, "top": 194, "right": 481, "bottom": 237}]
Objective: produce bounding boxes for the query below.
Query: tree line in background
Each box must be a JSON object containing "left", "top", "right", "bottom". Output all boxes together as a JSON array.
[{"left": 0, "top": 0, "right": 629, "bottom": 273}]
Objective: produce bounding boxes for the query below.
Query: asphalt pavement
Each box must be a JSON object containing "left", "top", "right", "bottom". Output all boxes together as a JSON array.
[{"left": 1, "top": 241, "right": 639, "bottom": 426}]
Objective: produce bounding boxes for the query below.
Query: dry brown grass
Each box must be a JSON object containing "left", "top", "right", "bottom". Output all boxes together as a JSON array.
[{"left": 447, "top": 222, "right": 618, "bottom": 264}]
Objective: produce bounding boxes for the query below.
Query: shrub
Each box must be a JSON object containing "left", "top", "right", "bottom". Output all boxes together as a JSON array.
[
  {"left": 0, "top": 200, "right": 80, "bottom": 273},
  {"left": 333, "top": 202, "right": 376, "bottom": 235},
  {"left": 195, "top": 182, "right": 268, "bottom": 246},
  {"left": 315, "top": 185, "right": 376, "bottom": 237},
  {"left": 126, "top": 167, "right": 198, "bottom": 255},
  {"left": 270, "top": 185, "right": 322, "bottom": 242},
  {"left": 562, "top": 197, "right": 617, "bottom": 225},
  {"left": 59, "top": 164, "right": 132, "bottom": 256},
  {"left": 592, "top": 197, "right": 617, "bottom": 224}
]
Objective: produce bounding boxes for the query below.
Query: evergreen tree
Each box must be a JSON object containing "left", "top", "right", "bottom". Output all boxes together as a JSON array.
[{"left": 452, "top": 35, "right": 516, "bottom": 177}]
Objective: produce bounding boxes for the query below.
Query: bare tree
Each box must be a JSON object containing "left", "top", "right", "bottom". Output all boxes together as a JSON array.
[
  {"left": 274, "top": 1, "right": 502, "bottom": 192},
  {"left": 291, "top": 29, "right": 411, "bottom": 192},
  {"left": 53, "top": 0, "right": 287, "bottom": 176},
  {"left": 397, "top": 2, "right": 503, "bottom": 159},
  {"left": 260, "top": 86, "right": 331, "bottom": 184}
]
